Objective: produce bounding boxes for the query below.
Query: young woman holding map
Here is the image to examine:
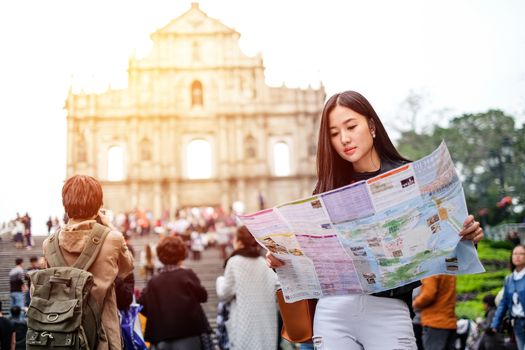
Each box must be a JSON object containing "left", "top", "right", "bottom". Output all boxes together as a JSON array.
[{"left": 266, "top": 90, "right": 484, "bottom": 349}]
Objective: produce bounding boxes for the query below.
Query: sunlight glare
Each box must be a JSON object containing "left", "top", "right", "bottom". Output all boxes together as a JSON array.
[
  {"left": 274, "top": 142, "right": 291, "bottom": 176},
  {"left": 187, "top": 139, "right": 212, "bottom": 179},
  {"left": 107, "top": 146, "right": 124, "bottom": 181}
]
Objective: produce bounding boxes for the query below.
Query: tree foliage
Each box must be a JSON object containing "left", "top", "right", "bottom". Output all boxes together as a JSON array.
[{"left": 396, "top": 109, "right": 525, "bottom": 225}]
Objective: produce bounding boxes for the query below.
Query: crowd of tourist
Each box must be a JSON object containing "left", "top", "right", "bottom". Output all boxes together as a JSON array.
[
  {"left": 0, "top": 191, "right": 521, "bottom": 349},
  {"left": 1, "top": 175, "right": 262, "bottom": 350},
  {"left": 4, "top": 90, "right": 524, "bottom": 350},
  {"left": 0, "top": 213, "right": 35, "bottom": 250},
  {"left": 2, "top": 255, "right": 45, "bottom": 349},
  {"left": 119, "top": 207, "right": 237, "bottom": 265}
]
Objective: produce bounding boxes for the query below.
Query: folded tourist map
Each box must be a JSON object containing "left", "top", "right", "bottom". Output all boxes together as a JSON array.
[{"left": 239, "top": 142, "right": 485, "bottom": 302}]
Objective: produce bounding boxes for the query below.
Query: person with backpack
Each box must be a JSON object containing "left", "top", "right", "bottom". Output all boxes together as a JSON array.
[{"left": 28, "top": 175, "right": 134, "bottom": 350}]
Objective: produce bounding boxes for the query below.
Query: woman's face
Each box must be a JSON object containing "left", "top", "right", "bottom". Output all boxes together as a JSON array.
[
  {"left": 328, "top": 105, "right": 379, "bottom": 172},
  {"left": 512, "top": 246, "right": 525, "bottom": 269}
]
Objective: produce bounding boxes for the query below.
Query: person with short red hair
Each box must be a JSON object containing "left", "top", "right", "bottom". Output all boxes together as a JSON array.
[
  {"left": 61, "top": 174, "right": 104, "bottom": 220},
  {"left": 42, "top": 174, "right": 134, "bottom": 350}
]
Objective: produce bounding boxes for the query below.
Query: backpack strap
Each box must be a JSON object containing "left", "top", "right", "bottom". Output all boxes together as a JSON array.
[
  {"left": 46, "top": 230, "right": 68, "bottom": 268},
  {"left": 73, "top": 223, "right": 111, "bottom": 271}
]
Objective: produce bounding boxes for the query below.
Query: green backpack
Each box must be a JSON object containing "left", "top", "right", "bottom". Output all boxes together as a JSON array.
[{"left": 26, "top": 223, "right": 110, "bottom": 349}]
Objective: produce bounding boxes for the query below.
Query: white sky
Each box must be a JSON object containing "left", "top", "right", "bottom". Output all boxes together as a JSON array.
[{"left": 1, "top": 0, "right": 524, "bottom": 234}]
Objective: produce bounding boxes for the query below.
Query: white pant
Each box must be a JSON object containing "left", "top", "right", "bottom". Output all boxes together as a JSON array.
[{"left": 312, "top": 294, "right": 416, "bottom": 350}]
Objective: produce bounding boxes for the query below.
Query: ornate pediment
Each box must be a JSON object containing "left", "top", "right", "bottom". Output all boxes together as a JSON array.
[{"left": 153, "top": 3, "right": 237, "bottom": 37}]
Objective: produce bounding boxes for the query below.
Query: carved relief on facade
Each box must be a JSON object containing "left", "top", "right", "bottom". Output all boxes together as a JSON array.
[
  {"left": 245, "top": 134, "right": 256, "bottom": 159},
  {"left": 140, "top": 138, "right": 152, "bottom": 161}
]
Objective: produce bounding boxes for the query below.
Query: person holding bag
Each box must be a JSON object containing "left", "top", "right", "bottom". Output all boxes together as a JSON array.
[{"left": 266, "top": 90, "right": 484, "bottom": 349}]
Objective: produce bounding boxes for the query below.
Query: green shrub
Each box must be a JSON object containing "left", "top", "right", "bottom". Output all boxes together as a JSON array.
[
  {"left": 456, "top": 271, "right": 508, "bottom": 293},
  {"left": 476, "top": 240, "right": 512, "bottom": 261},
  {"left": 482, "top": 240, "right": 514, "bottom": 250},
  {"left": 454, "top": 239, "right": 512, "bottom": 319},
  {"left": 456, "top": 300, "right": 485, "bottom": 320}
]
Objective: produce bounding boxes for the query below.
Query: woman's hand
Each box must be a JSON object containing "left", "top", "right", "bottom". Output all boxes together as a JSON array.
[
  {"left": 459, "top": 215, "right": 483, "bottom": 244},
  {"left": 266, "top": 250, "right": 285, "bottom": 268}
]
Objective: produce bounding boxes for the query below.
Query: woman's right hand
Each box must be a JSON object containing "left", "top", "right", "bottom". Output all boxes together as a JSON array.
[{"left": 266, "top": 250, "right": 285, "bottom": 268}]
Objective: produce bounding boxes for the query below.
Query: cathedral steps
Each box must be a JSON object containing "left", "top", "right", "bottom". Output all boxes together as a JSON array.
[{"left": 0, "top": 234, "right": 224, "bottom": 331}]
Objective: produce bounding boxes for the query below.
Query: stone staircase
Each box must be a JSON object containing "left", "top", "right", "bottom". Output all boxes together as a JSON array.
[
  {"left": 0, "top": 236, "right": 47, "bottom": 314},
  {"left": 0, "top": 234, "right": 225, "bottom": 331},
  {"left": 130, "top": 234, "right": 224, "bottom": 330}
]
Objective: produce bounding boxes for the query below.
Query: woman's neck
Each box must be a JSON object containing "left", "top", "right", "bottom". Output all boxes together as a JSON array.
[
  {"left": 353, "top": 149, "right": 381, "bottom": 173},
  {"left": 164, "top": 261, "right": 183, "bottom": 268}
]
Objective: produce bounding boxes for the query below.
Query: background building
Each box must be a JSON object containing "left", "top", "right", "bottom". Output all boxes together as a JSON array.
[{"left": 66, "top": 3, "right": 325, "bottom": 217}]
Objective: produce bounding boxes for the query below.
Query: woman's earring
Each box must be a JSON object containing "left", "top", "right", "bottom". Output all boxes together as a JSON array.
[{"left": 372, "top": 131, "right": 376, "bottom": 138}]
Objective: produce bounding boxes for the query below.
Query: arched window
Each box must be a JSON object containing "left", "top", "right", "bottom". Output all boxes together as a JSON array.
[
  {"left": 140, "top": 138, "right": 152, "bottom": 161},
  {"left": 187, "top": 139, "right": 212, "bottom": 179},
  {"left": 77, "top": 136, "right": 87, "bottom": 163},
  {"left": 274, "top": 141, "right": 291, "bottom": 176},
  {"left": 245, "top": 135, "right": 256, "bottom": 159},
  {"left": 191, "top": 80, "right": 203, "bottom": 107},
  {"left": 192, "top": 41, "right": 200, "bottom": 61},
  {"left": 107, "top": 146, "right": 124, "bottom": 181}
]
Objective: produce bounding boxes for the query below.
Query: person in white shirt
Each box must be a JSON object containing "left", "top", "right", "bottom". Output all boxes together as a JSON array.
[{"left": 216, "top": 226, "right": 278, "bottom": 350}]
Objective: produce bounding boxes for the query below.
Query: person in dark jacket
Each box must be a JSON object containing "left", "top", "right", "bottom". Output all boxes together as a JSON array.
[
  {"left": 139, "top": 235, "right": 209, "bottom": 350},
  {"left": 476, "top": 294, "right": 505, "bottom": 350},
  {"left": 116, "top": 234, "right": 136, "bottom": 311},
  {"left": 9, "top": 306, "right": 27, "bottom": 350},
  {"left": 115, "top": 273, "right": 135, "bottom": 311},
  {"left": 0, "top": 300, "right": 14, "bottom": 350}
]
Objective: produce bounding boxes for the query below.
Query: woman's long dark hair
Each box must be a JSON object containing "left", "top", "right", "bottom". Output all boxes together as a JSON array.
[
  {"left": 236, "top": 226, "right": 259, "bottom": 251},
  {"left": 224, "top": 226, "right": 261, "bottom": 267},
  {"left": 314, "top": 91, "right": 409, "bottom": 194}
]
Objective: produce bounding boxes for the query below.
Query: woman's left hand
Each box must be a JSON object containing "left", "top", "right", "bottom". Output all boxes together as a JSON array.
[{"left": 459, "top": 215, "right": 483, "bottom": 244}]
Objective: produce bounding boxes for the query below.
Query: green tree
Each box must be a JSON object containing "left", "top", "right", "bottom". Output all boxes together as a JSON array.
[{"left": 396, "top": 109, "right": 524, "bottom": 225}]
